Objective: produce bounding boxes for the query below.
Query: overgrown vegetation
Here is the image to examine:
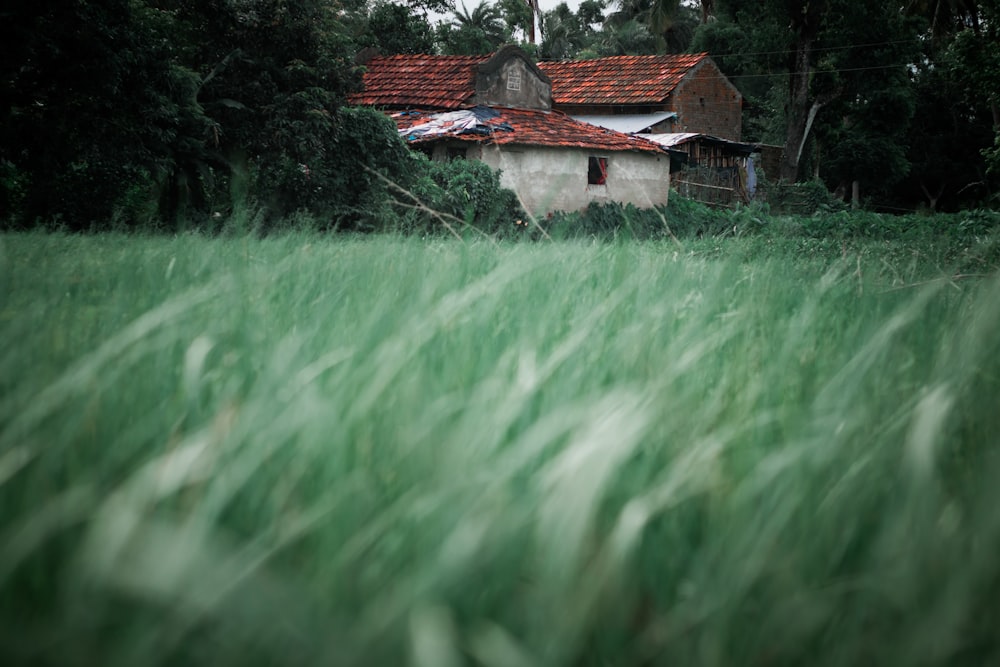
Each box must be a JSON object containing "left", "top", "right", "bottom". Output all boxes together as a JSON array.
[
  {"left": 2, "top": 231, "right": 1000, "bottom": 665},
  {"left": 3, "top": 0, "right": 999, "bottom": 231}
]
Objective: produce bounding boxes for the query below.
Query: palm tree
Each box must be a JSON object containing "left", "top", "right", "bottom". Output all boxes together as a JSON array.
[
  {"left": 607, "top": 0, "right": 694, "bottom": 53},
  {"left": 647, "top": 0, "right": 680, "bottom": 35},
  {"left": 453, "top": 0, "right": 507, "bottom": 35},
  {"left": 441, "top": 1, "right": 510, "bottom": 54}
]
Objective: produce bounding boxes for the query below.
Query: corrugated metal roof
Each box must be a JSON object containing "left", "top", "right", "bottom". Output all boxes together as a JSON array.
[
  {"left": 641, "top": 133, "right": 756, "bottom": 155},
  {"left": 538, "top": 54, "right": 707, "bottom": 105},
  {"left": 571, "top": 112, "right": 677, "bottom": 134},
  {"left": 640, "top": 133, "right": 702, "bottom": 148},
  {"left": 392, "top": 107, "right": 667, "bottom": 154}
]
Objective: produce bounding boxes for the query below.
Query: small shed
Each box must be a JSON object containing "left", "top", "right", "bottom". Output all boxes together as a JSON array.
[{"left": 642, "top": 133, "right": 758, "bottom": 207}]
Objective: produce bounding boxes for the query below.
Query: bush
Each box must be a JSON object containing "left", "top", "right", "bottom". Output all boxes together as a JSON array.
[{"left": 391, "top": 154, "right": 525, "bottom": 236}]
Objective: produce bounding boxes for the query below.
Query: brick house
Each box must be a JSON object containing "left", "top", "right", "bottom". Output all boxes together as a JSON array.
[
  {"left": 532, "top": 54, "right": 761, "bottom": 206},
  {"left": 538, "top": 54, "right": 743, "bottom": 142},
  {"left": 350, "top": 46, "right": 674, "bottom": 215}
]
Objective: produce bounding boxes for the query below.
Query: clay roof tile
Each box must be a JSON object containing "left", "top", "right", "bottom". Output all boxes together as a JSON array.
[{"left": 538, "top": 53, "right": 707, "bottom": 105}]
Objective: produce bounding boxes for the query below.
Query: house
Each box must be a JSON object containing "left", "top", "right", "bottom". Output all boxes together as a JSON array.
[
  {"left": 538, "top": 54, "right": 744, "bottom": 142},
  {"left": 533, "top": 54, "right": 757, "bottom": 207},
  {"left": 350, "top": 46, "right": 673, "bottom": 215}
]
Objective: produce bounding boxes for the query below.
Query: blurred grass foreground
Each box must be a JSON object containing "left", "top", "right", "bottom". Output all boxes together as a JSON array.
[{"left": 1, "top": 232, "right": 999, "bottom": 666}]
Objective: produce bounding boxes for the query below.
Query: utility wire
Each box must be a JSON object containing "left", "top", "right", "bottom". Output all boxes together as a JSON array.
[
  {"left": 703, "top": 37, "right": 922, "bottom": 60},
  {"left": 726, "top": 63, "right": 915, "bottom": 80}
]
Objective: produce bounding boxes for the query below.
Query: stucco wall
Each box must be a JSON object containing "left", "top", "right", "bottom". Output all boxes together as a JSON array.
[{"left": 474, "top": 144, "right": 670, "bottom": 215}]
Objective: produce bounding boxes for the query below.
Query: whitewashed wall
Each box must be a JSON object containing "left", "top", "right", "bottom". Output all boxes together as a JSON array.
[{"left": 471, "top": 144, "right": 671, "bottom": 216}]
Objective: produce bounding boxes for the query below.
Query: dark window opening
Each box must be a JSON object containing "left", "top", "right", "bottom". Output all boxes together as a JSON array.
[
  {"left": 588, "top": 156, "right": 608, "bottom": 185},
  {"left": 447, "top": 147, "right": 467, "bottom": 161}
]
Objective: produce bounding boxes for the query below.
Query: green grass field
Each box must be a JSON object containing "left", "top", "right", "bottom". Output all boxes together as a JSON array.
[{"left": 1, "top": 231, "right": 999, "bottom": 666}]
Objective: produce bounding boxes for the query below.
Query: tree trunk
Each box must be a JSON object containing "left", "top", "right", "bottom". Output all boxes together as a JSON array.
[
  {"left": 525, "top": 0, "right": 539, "bottom": 44},
  {"left": 919, "top": 181, "right": 944, "bottom": 211},
  {"left": 778, "top": 0, "right": 827, "bottom": 182},
  {"left": 779, "top": 37, "right": 814, "bottom": 182},
  {"left": 701, "top": 0, "right": 715, "bottom": 23}
]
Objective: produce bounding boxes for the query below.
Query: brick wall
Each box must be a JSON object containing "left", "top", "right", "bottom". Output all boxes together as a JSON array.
[{"left": 667, "top": 59, "right": 742, "bottom": 141}]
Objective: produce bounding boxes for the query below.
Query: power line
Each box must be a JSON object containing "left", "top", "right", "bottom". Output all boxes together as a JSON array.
[
  {"left": 726, "top": 63, "right": 914, "bottom": 80},
  {"left": 705, "top": 38, "right": 922, "bottom": 61}
]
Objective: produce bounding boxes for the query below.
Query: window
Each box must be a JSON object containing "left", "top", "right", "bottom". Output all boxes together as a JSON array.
[
  {"left": 507, "top": 70, "right": 521, "bottom": 91},
  {"left": 447, "top": 146, "right": 467, "bottom": 161},
  {"left": 588, "top": 156, "right": 608, "bottom": 185}
]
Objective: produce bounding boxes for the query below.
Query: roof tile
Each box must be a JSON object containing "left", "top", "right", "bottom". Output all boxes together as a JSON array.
[
  {"left": 349, "top": 54, "right": 487, "bottom": 109},
  {"left": 391, "top": 107, "right": 666, "bottom": 155},
  {"left": 350, "top": 52, "right": 709, "bottom": 109},
  {"left": 538, "top": 54, "right": 707, "bottom": 105}
]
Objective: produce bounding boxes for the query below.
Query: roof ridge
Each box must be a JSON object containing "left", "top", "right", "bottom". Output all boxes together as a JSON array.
[
  {"left": 539, "top": 52, "right": 708, "bottom": 64},
  {"left": 368, "top": 52, "right": 493, "bottom": 61}
]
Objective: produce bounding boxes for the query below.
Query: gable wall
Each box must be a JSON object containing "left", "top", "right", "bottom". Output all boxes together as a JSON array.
[
  {"left": 473, "top": 56, "right": 551, "bottom": 110},
  {"left": 668, "top": 59, "right": 742, "bottom": 141}
]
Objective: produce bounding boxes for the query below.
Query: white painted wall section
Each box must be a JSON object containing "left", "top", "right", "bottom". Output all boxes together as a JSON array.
[{"left": 474, "top": 144, "right": 670, "bottom": 216}]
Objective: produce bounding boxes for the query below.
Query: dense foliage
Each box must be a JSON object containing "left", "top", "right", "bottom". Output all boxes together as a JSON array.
[
  {"left": 0, "top": 0, "right": 519, "bottom": 231},
  {"left": 2, "top": 0, "right": 999, "bottom": 229}
]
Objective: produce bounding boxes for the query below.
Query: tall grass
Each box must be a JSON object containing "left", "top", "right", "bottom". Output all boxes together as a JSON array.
[{"left": 1, "top": 231, "right": 998, "bottom": 666}]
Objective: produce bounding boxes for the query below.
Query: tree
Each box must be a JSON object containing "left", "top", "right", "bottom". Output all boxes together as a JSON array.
[
  {"left": 0, "top": 0, "right": 214, "bottom": 226},
  {"left": 365, "top": 1, "right": 436, "bottom": 55},
  {"left": 700, "top": 0, "right": 715, "bottom": 24},
  {"left": 438, "top": 0, "right": 510, "bottom": 55},
  {"left": 539, "top": 2, "right": 599, "bottom": 59},
  {"left": 498, "top": 0, "right": 535, "bottom": 43},
  {"left": 0, "top": 0, "right": 413, "bottom": 228},
  {"left": 892, "top": 0, "right": 1000, "bottom": 208},
  {"left": 592, "top": 18, "right": 658, "bottom": 56},
  {"left": 606, "top": 0, "right": 696, "bottom": 53}
]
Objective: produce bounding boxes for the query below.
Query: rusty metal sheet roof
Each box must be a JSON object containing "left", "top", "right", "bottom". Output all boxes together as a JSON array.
[
  {"left": 392, "top": 107, "right": 667, "bottom": 154},
  {"left": 538, "top": 54, "right": 708, "bottom": 105}
]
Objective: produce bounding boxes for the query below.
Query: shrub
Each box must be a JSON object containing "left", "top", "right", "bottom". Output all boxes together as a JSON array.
[{"left": 390, "top": 154, "right": 525, "bottom": 237}]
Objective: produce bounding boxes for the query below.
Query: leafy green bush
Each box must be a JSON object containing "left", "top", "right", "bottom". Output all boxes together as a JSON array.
[
  {"left": 391, "top": 154, "right": 525, "bottom": 236},
  {"left": 765, "top": 180, "right": 850, "bottom": 215},
  {"left": 250, "top": 106, "right": 414, "bottom": 231},
  {"left": 533, "top": 198, "right": 766, "bottom": 241}
]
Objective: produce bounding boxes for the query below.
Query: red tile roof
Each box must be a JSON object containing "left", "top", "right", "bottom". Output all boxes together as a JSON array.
[
  {"left": 349, "top": 54, "right": 488, "bottom": 109},
  {"left": 392, "top": 107, "right": 666, "bottom": 155},
  {"left": 538, "top": 53, "right": 708, "bottom": 105}
]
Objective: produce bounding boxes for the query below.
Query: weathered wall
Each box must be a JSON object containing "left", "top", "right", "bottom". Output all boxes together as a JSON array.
[
  {"left": 474, "top": 144, "right": 670, "bottom": 215},
  {"left": 668, "top": 59, "right": 742, "bottom": 140},
  {"left": 473, "top": 51, "right": 551, "bottom": 111}
]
